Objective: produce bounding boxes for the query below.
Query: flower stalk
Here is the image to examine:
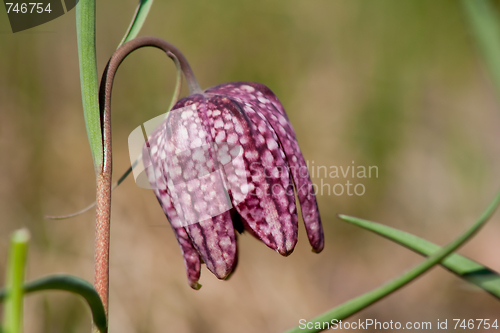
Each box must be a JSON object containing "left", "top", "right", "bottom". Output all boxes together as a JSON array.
[{"left": 93, "top": 36, "right": 201, "bottom": 318}]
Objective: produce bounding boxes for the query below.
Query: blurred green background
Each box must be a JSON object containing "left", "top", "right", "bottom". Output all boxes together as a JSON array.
[{"left": 1, "top": 1, "right": 500, "bottom": 332}]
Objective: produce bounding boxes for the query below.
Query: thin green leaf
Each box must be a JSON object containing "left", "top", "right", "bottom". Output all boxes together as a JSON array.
[
  {"left": 2, "top": 229, "right": 30, "bottom": 333},
  {"left": 119, "top": 0, "right": 154, "bottom": 47},
  {"left": 76, "top": 0, "right": 102, "bottom": 172},
  {"left": 285, "top": 190, "right": 500, "bottom": 333},
  {"left": 343, "top": 215, "right": 500, "bottom": 299},
  {"left": 462, "top": 0, "right": 500, "bottom": 100},
  {"left": 44, "top": 162, "right": 136, "bottom": 220},
  {"left": 0, "top": 275, "right": 107, "bottom": 333}
]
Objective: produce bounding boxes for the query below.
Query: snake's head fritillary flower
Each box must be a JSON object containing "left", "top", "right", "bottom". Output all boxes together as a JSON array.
[{"left": 142, "top": 81, "right": 324, "bottom": 289}]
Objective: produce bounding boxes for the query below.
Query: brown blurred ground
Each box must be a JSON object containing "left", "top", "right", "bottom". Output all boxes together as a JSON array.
[{"left": 1, "top": 1, "right": 500, "bottom": 332}]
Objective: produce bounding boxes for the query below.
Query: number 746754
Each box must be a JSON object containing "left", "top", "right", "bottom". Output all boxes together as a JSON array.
[{"left": 5, "top": 3, "right": 52, "bottom": 14}]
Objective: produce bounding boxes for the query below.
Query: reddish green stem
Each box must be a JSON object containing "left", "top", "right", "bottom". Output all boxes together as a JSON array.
[{"left": 94, "top": 36, "right": 201, "bottom": 320}]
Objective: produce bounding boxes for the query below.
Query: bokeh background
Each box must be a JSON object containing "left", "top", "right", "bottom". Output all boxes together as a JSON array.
[{"left": 1, "top": 1, "right": 500, "bottom": 332}]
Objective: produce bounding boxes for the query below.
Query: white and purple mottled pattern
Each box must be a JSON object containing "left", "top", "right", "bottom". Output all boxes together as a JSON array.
[
  {"left": 206, "top": 82, "right": 324, "bottom": 252},
  {"left": 143, "top": 82, "right": 324, "bottom": 289}
]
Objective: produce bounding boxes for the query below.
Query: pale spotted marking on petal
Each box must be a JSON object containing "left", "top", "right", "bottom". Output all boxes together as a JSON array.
[
  {"left": 226, "top": 82, "right": 324, "bottom": 252},
  {"left": 147, "top": 94, "right": 238, "bottom": 283},
  {"left": 202, "top": 92, "right": 298, "bottom": 255}
]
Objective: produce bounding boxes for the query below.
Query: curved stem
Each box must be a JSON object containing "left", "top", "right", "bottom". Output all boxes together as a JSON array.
[
  {"left": 94, "top": 36, "right": 201, "bottom": 317},
  {"left": 101, "top": 36, "right": 201, "bottom": 173}
]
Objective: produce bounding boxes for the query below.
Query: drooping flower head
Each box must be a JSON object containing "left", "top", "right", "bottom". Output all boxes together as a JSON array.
[{"left": 143, "top": 78, "right": 323, "bottom": 289}]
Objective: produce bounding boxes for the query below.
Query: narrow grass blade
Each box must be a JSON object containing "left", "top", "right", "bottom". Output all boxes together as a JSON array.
[
  {"left": 76, "top": 0, "right": 103, "bottom": 172},
  {"left": 285, "top": 190, "right": 500, "bottom": 333},
  {"left": 462, "top": 0, "right": 500, "bottom": 100},
  {"left": 119, "top": 0, "right": 154, "bottom": 47},
  {"left": 0, "top": 275, "right": 107, "bottom": 333},
  {"left": 2, "top": 229, "right": 30, "bottom": 333},
  {"left": 343, "top": 216, "right": 500, "bottom": 299},
  {"left": 44, "top": 163, "right": 136, "bottom": 220}
]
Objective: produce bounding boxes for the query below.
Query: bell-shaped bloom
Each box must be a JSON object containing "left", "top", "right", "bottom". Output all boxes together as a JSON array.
[{"left": 143, "top": 82, "right": 323, "bottom": 289}]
